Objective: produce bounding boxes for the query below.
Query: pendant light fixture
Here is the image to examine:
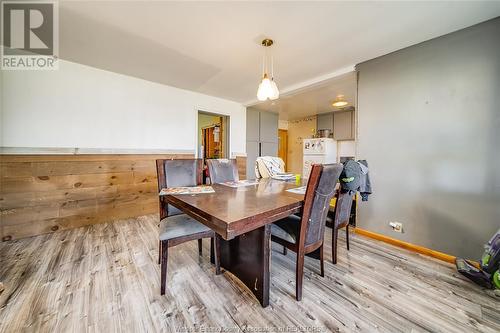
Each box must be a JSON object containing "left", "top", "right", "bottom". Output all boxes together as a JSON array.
[
  {"left": 257, "top": 39, "right": 279, "bottom": 101},
  {"left": 332, "top": 94, "right": 348, "bottom": 108}
]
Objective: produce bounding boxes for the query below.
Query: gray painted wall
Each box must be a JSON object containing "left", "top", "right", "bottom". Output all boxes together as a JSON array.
[{"left": 356, "top": 18, "right": 500, "bottom": 259}]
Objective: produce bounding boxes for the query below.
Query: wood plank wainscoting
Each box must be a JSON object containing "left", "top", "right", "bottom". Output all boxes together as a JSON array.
[
  {"left": 0, "top": 152, "right": 196, "bottom": 241},
  {"left": 235, "top": 155, "right": 247, "bottom": 179},
  {"left": 0, "top": 153, "right": 247, "bottom": 241}
]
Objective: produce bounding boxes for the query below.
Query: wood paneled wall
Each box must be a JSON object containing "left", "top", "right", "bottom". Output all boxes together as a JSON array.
[
  {"left": 0, "top": 154, "right": 193, "bottom": 241},
  {"left": 1, "top": 154, "right": 248, "bottom": 241},
  {"left": 235, "top": 156, "right": 247, "bottom": 179}
]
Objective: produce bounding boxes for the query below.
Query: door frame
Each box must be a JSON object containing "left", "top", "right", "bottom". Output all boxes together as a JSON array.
[{"left": 197, "top": 110, "right": 230, "bottom": 159}]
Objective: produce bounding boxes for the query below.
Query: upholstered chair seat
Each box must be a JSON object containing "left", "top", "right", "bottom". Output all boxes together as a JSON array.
[
  {"left": 271, "top": 215, "right": 301, "bottom": 244},
  {"left": 156, "top": 158, "right": 220, "bottom": 296},
  {"left": 160, "top": 215, "right": 212, "bottom": 241}
]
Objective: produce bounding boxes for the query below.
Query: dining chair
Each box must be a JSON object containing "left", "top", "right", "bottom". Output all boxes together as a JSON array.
[
  {"left": 331, "top": 191, "right": 355, "bottom": 264},
  {"left": 270, "top": 163, "right": 343, "bottom": 301},
  {"left": 156, "top": 159, "right": 220, "bottom": 295},
  {"left": 206, "top": 158, "right": 239, "bottom": 183},
  {"left": 255, "top": 156, "right": 285, "bottom": 179}
]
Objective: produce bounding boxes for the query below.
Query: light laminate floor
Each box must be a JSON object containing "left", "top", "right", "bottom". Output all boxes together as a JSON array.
[{"left": 0, "top": 215, "right": 499, "bottom": 333}]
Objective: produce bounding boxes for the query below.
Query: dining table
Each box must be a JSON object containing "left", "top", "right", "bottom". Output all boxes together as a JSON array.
[{"left": 163, "top": 178, "right": 306, "bottom": 307}]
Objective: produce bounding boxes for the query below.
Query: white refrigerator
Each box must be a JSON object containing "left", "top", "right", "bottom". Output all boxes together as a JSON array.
[{"left": 303, "top": 138, "right": 337, "bottom": 179}]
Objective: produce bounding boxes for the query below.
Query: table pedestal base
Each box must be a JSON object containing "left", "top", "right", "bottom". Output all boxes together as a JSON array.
[{"left": 218, "top": 225, "right": 271, "bottom": 307}]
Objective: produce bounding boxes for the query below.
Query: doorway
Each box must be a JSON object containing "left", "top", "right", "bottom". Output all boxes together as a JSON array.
[
  {"left": 278, "top": 129, "right": 288, "bottom": 171},
  {"left": 198, "top": 111, "right": 229, "bottom": 160}
]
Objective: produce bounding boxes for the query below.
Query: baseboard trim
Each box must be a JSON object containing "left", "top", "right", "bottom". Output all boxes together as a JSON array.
[{"left": 354, "top": 228, "right": 456, "bottom": 264}]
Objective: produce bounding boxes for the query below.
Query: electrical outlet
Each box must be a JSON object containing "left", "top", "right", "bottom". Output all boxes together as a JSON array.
[{"left": 389, "top": 221, "right": 403, "bottom": 233}]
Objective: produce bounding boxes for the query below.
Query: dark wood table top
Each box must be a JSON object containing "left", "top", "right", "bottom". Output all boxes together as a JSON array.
[{"left": 164, "top": 179, "right": 306, "bottom": 240}]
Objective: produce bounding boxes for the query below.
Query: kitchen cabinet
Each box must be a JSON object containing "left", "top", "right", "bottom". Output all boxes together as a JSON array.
[
  {"left": 246, "top": 108, "right": 260, "bottom": 142},
  {"left": 316, "top": 111, "right": 355, "bottom": 140},
  {"left": 317, "top": 113, "right": 334, "bottom": 132},
  {"left": 259, "top": 111, "right": 279, "bottom": 143},
  {"left": 246, "top": 108, "right": 278, "bottom": 177},
  {"left": 333, "top": 111, "right": 355, "bottom": 140}
]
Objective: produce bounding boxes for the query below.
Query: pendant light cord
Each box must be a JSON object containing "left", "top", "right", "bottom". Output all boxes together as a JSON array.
[
  {"left": 271, "top": 55, "right": 274, "bottom": 80},
  {"left": 262, "top": 53, "right": 265, "bottom": 77},
  {"left": 265, "top": 45, "right": 269, "bottom": 77},
  {"left": 261, "top": 43, "right": 275, "bottom": 79}
]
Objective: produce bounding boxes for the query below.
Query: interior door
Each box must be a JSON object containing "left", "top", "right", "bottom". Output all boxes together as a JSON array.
[
  {"left": 278, "top": 129, "right": 288, "bottom": 170},
  {"left": 203, "top": 127, "right": 218, "bottom": 158}
]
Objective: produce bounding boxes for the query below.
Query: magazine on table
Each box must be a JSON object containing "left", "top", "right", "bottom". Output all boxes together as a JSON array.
[
  {"left": 159, "top": 186, "right": 215, "bottom": 195},
  {"left": 286, "top": 186, "right": 307, "bottom": 194},
  {"left": 220, "top": 179, "right": 260, "bottom": 188},
  {"left": 271, "top": 172, "right": 296, "bottom": 181}
]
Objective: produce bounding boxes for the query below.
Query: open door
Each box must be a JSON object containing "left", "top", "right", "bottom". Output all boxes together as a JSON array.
[
  {"left": 198, "top": 112, "right": 229, "bottom": 159},
  {"left": 278, "top": 129, "right": 288, "bottom": 171},
  {"left": 202, "top": 126, "right": 222, "bottom": 159},
  {"left": 198, "top": 111, "right": 229, "bottom": 182}
]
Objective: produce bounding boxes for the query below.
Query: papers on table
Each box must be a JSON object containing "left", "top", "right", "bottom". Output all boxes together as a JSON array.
[
  {"left": 271, "top": 173, "right": 296, "bottom": 181},
  {"left": 159, "top": 186, "right": 215, "bottom": 195},
  {"left": 286, "top": 186, "right": 307, "bottom": 194},
  {"left": 220, "top": 180, "right": 260, "bottom": 188}
]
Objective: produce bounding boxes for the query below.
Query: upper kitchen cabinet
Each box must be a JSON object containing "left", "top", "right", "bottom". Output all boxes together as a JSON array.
[
  {"left": 317, "top": 110, "right": 355, "bottom": 140},
  {"left": 317, "top": 113, "right": 334, "bottom": 132},
  {"left": 333, "top": 110, "right": 355, "bottom": 140}
]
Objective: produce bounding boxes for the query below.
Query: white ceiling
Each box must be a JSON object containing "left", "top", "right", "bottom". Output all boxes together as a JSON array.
[
  {"left": 252, "top": 71, "right": 357, "bottom": 121},
  {"left": 58, "top": 1, "right": 500, "bottom": 103}
]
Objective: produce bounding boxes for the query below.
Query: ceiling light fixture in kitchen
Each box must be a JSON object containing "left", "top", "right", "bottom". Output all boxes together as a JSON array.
[{"left": 332, "top": 95, "right": 348, "bottom": 108}]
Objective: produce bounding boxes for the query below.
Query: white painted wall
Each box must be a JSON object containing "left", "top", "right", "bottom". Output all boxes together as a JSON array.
[
  {"left": 337, "top": 140, "right": 355, "bottom": 160},
  {"left": 1, "top": 60, "right": 246, "bottom": 156},
  {"left": 278, "top": 119, "right": 289, "bottom": 130},
  {"left": 0, "top": 68, "right": 4, "bottom": 148}
]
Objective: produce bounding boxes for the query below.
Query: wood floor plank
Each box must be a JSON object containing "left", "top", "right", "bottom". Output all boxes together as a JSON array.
[{"left": 1, "top": 214, "right": 498, "bottom": 333}]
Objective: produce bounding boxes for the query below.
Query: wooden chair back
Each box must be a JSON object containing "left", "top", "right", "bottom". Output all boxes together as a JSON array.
[
  {"left": 299, "top": 163, "right": 344, "bottom": 247},
  {"left": 206, "top": 159, "right": 239, "bottom": 184},
  {"left": 334, "top": 192, "right": 354, "bottom": 229},
  {"left": 156, "top": 159, "right": 203, "bottom": 219}
]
